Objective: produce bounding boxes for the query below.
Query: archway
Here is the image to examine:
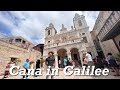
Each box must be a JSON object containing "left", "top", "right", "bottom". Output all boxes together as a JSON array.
[
  {"left": 70, "top": 48, "right": 81, "bottom": 66},
  {"left": 57, "top": 48, "right": 67, "bottom": 68}
]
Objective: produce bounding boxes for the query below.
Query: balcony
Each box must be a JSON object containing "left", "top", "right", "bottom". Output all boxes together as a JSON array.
[{"left": 98, "top": 11, "right": 120, "bottom": 42}]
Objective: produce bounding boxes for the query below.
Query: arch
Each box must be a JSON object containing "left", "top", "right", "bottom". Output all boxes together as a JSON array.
[
  {"left": 48, "top": 30, "right": 50, "bottom": 35},
  {"left": 57, "top": 48, "right": 67, "bottom": 68},
  {"left": 70, "top": 47, "right": 81, "bottom": 66}
]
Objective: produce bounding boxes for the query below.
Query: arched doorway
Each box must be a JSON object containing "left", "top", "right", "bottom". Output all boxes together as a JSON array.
[
  {"left": 57, "top": 49, "right": 67, "bottom": 68},
  {"left": 70, "top": 48, "right": 81, "bottom": 66}
]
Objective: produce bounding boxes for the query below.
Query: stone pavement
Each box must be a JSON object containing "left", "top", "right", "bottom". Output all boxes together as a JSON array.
[{"left": 0, "top": 69, "right": 120, "bottom": 79}]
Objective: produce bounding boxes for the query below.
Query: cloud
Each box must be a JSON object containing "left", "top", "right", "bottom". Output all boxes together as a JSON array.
[{"left": 0, "top": 11, "right": 99, "bottom": 45}]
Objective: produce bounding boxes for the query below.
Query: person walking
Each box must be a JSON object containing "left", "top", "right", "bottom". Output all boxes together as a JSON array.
[
  {"left": 23, "top": 59, "right": 30, "bottom": 79},
  {"left": 107, "top": 53, "right": 119, "bottom": 76},
  {"left": 96, "top": 56, "right": 104, "bottom": 69},
  {"left": 34, "top": 60, "right": 40, "bottom": 77},
  {"left": 64, "top": 57, "right": 68, "bottom": 67},
  {"left": 84, "top": 52, "right": 94, "bottom": 73},
  {"left": 45, "top": 52, "right": 55, "bottom": 79},
  {"left": 2, "top": 60, "right": 14, "bottom": 79}
]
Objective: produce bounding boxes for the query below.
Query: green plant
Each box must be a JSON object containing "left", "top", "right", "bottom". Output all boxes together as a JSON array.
[
  {"left": 115, "top": 53, "right": 120, "bottom": 62},
  {"left": 17, "top": 59, "right": 21, "bottom": 62}
]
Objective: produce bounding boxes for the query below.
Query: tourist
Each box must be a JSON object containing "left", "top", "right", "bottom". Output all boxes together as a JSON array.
[
  {"left": 67, "top": 58, "right": 70, "bottom": 66},
  {"left": 23, "top": 59, "right": 30, "bottom": 79},
  {"left": 83, "top": 57, "right": 88, "bottom": 67},
  {"left": 2, "top": 60, "right": 14, "bottom": 79},
  {"left": 45, "top": 52, "right": 55, "bottom": 79},
  {"left": 72, "top": 60, "right": 75, "bottom": 68},
  {"left": 96, "top": 56, "right": 104, "bottom": 69},
  {"left": 58, "top": 60, "right": 61, "bottom": 68},
  {"left": 107, "top": 53, "right": 119, "bottom": 76},
  {"left": 84, "top": 52, "right": 94, "bottom": 72},
  {"left": 34, "top": 60, "right": 40, "bottom": 77},
  {"left": 64, "top": 57, "right": 68, "bottom": 67}
]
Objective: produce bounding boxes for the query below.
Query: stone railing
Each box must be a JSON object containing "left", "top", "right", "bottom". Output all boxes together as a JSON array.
[{"left": 98, "top": 11, "right": 120, "bottom": 41}]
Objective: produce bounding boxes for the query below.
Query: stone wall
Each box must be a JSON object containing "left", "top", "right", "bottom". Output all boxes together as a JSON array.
[
  {"left": 114, "top": 34, "right": 120, "bottom": 51},
  {"left": 0, "top": 40, "right": 41, "bottom": 74},
  {"left": 99, "top": 39, "right": 119, "bottom": 57}
]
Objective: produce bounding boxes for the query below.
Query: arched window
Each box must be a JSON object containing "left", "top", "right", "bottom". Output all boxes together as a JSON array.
[
  {"left": 48, "top": 30, "right": 50, "bottom": 35},
  {"left": 78, "top": 20, "right": 82, "bottom": 26}
]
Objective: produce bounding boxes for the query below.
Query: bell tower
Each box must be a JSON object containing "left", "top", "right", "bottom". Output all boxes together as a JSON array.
[
  {"left": 73, "top": 13, "right": 88, "bottom": 30},
  {"left": 45, "top": 23, "right": 57, "bottom": 37}
]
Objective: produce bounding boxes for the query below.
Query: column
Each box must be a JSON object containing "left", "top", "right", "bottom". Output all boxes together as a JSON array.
[
  {"left": 78, "top": 50, "right": 83, "bottom": 66},
  {"left": 67, "top": 52, "right": 72, "bottom": 60},
  {"left": 54, "top": 53, "right": 58, "bottom": 68}
]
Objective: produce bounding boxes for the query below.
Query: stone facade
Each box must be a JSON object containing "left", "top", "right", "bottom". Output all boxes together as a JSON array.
[
  {"left": 92, "top": 11, "right": 120, "bottom": 57},
  {"left": 0, "top": 36, "right": 34, "bottom": 50},
  {"left": 0, "top": 39, "right": 41, "bottom": 74},
  {"left": 43, "top": 13, "right": 97, "bottom": 68}
]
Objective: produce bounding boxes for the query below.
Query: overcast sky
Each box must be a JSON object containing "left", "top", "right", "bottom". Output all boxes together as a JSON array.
[{"left": 0, "top": 11, "right": 99, "bottom": 45}]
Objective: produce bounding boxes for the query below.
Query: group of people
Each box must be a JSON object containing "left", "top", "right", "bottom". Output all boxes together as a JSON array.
[
  {"left": 2, "top": 58, "right": 17, "bottom": 79},
  {"left": 2, "top": 51, "right": 120, "bottom": 79},
  {"left": 2, "top": 58, "right": 41, "bottom": 79},
  {"left": 22, "top": 59, "right": 41, "bottom": 79},
  {"left": 83, "top": 52, "right": 120, "bottom": 76},
  {"left": 58, "top": 57, "right": 76, "bottom": 68}
]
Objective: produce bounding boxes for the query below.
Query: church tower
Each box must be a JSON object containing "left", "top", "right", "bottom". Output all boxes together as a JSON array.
[
  {"left": 73, "top": 13, "right": 88, "bottom": 30},
  {"left": 45, "top": 23, "right": 57, "bottom": 37},
  {"left": 60, "top": 24, "right": 67, "bottom": 34}
]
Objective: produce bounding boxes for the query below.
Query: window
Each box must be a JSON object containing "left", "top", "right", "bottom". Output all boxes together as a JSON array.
[
  {"left": 78, "top": 20, "right": 82, "bottom": 26},
  {"left": 48, "top": 30, "right": 50, "bottom": 35},
  {"left": 48, "top": 41, "right": 50, "bottom": 43},
  {"left": 82, "top": 33, "right": 85, "bottom": 35},
  {"left": 83, "top": 37, "right": 88, "bottom": 43},
  {"left": 22, "top": 40, "right": 26, "bottom": 44},
  {"left": 15, "top": 38, "right": 21, "bottom": 43}
]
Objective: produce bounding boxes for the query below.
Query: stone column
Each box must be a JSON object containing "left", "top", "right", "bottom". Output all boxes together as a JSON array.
[
  {"left": 67, "top": 52, "right": 72, "bottom": 60},
  {"left": 54, "top": 53, "right": 58, "bottom": 68},
  {"left": 78, "top": 50, "right": 83, "bottom": 66}
]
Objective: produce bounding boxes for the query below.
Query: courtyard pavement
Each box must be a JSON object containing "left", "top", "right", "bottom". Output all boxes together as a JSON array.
[{"left": 0, "top": 68, "right": 120, "bottom": 79}]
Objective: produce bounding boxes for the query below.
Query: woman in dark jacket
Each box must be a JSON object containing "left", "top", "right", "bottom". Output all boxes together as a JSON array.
[
  {"left": 107, "top": 53, "right": 119, "bottom": 76},
  {"left": 34, "top": 59, "right": 41, "bottom": 77}
]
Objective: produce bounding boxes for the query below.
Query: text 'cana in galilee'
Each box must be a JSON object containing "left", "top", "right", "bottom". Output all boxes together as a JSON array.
[{"left": 9, "top": 66, "right": 109, "bottom": 76}]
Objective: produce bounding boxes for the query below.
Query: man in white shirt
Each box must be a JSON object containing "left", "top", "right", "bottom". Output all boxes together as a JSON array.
[{"left": 85, "top": 52, "right": 94, "bottom": 71}]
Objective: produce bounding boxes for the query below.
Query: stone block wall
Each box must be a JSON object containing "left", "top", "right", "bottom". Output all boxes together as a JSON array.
[{"left": 0, "top": 40, "right": 41, "bottom": 74}]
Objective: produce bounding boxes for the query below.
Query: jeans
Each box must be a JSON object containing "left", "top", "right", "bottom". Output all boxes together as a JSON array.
[
  {"left": 87, "top": 61, "right": 94, "bottom": 73},
  {"left": 23, "top": 69, "right": 28, "bottom": 78},
  {"left": 46, "top": 66, "right": 54, "bottom": 79}
]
